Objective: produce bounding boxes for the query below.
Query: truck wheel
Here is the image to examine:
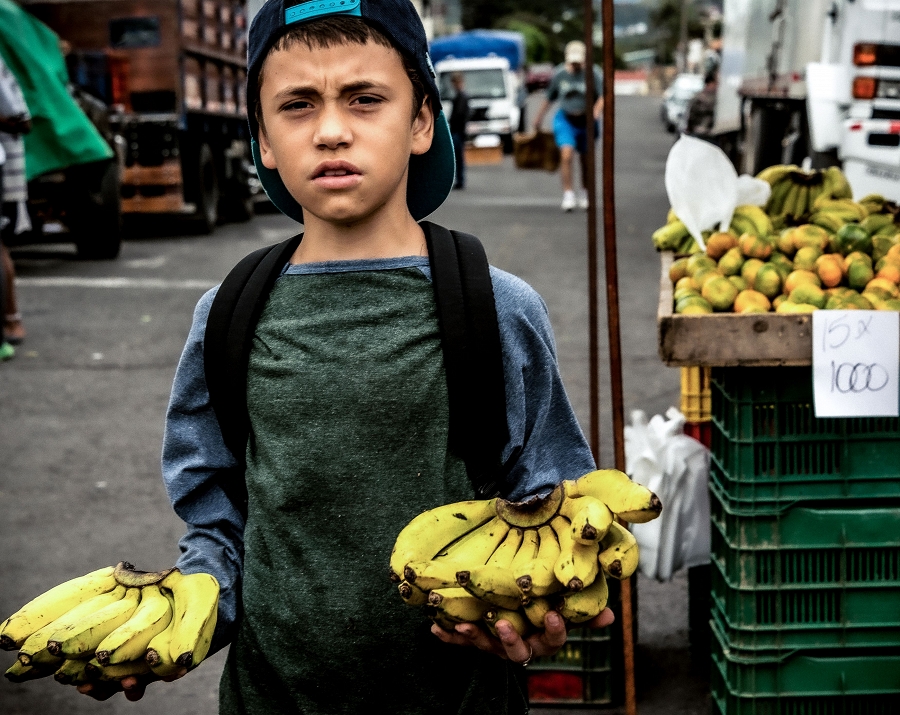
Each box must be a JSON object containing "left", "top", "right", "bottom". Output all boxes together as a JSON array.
[
  {"left": 192, "top": 144, "right": 219, "bottom": 234},
  {"left": 75, "top": 160, "right": 123, "bottom": 261},
  {"left": 502, "top": 133, "right": 514, "bottom": 154}
]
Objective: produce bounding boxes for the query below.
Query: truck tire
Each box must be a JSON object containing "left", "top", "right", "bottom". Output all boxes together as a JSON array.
[
  {"left": 74, "top": 159, "right": 123, "bottom": 261},
  {"left": 221, "top": 158, "right": 255, "bottom": 223},
  {"left": 191, "top": 144, "right": 219, "bottom": 234}
]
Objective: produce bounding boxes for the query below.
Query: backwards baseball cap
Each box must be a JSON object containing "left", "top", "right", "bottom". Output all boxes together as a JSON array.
[{"left": 247, "top": 0, "right": 455, "bottom": 223}]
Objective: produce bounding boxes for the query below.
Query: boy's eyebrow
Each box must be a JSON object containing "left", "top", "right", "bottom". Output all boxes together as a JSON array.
[{"left": 272, "top": 80, "right": 389, "bottom": 102}]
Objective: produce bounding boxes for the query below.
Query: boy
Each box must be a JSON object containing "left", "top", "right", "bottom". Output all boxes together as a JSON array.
[{"left": 79, "top": 0, "right": 611, "bottom": 710}]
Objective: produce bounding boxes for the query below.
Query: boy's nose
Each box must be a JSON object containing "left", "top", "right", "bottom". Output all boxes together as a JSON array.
[{"left": 313, "top": 104, "right": 353, "bottom": 149}]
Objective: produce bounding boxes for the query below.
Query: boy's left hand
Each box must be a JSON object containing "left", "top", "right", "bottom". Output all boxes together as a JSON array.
[{"left": 431, "top": 607, "right": 615, "bottom": 664}]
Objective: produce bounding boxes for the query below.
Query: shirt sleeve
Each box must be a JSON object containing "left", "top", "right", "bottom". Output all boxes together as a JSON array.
[
  {"left": 594, "top": 65, "right": 603, "bottom": 97},
  {"left": 545, "top": 67, "right": 562, "bottom": 102},
  {"left": 161, "top": 286, "right": 244, "bottom": 655},
  {"left": 490, "top": 267, "right": 596, "bottom": 500}
]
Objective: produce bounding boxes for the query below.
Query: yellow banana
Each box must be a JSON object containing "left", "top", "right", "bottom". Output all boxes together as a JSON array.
[
  {"left": 426, "top": 588, "right": 491, "bottom": 624},
  {"left": 95, "top": 584, "right": 172, "bottom": 665},
  {"left": 0, "top": 566, "right": 117, "bottom": 650},
  {"left": 145, "top": 592, "right": 180, "bottom": 677},
  {"left": 403, "top": 559, "right": 461, "bottom": 592},
  {"left": 810, "top": 211, "right": 846, "bottom": 233},
  {"left": 433, "top": 516, "right": 510, "bottom": 565},
  {"left": 161, "top": 570, "right": 219, "bottom": 669},
  {"left": 509, "top": 529, "right": 540, "bottom": 574},
  {"left": 486, "top": 528, "right": 523, "bottom": 568},
  {"left": 733, "top": 205, "right": 774, "bottom": 237},
  {"left": 17, "top": 585, "right": 126, "bottom": 666},
  {"left": 86, "top": 656, "right": 151, "bottom": 682},
  {"left": 457, "top": 565, "right": 522, "bottom": 610},
  {"left": 522, "top": 597, "right": 554, "bottom": 629},
  {"left": 5, "top": 659, "right": 56, "bottom": 683},
  {"left": 569, "top": 470, "right": 662, "bottom": 523},
  {"left": 599, "top": 522, "right": 640, "bottom": 579},
  {"left": 551, "top": 515, "right": 599, "bottom": 592},
  {"left": 560, "top": 495, "right": 613, "bottom": 544},
  {"left": 556, "top": 574, "right": 609, "bottom": 623},
  {"left": 651, "top": 220, "right": 690, "bottom": 251},
  {"left": 484, "top": 608, "right": 529, "bottom": 638},
  {"left": 398, "top": 580, "right": 428, "bottom": 606},
  {"left": 824, "top": 166, "right": 853, "bottom": 199},
  {"left": 756, "top": 164, "right": 797, "bottom": 185},
  {"left": 390, "top": 499, "right": 498, "bottom": 579},
  {"left": 766, "top": 177, "right": 795, "bottom": 216},
  {"left": 780, "top": 183, "right": 802, "bottom": 220},
  {"left": 48, "top": 587, "right": 141, "bottom": 659},
  {"left": 514, "top": 525, "right": 562, "bottom": 597},
  {"left": 53, "top": 658, "right": 92, "bottom": 685}
]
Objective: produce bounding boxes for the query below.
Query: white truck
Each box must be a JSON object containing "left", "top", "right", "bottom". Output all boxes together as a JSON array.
[{"left": 714, "top": 0, "right": 900, "bottom": 201}]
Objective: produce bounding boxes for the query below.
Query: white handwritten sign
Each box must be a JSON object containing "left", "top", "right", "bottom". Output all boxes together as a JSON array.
[{"left": 812, "top": 311, "right": 899, "bottom": 418}]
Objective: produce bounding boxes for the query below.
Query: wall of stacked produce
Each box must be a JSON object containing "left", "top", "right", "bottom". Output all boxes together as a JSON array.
[{"left": 653, "top": 166, "right": 900, "bottom": 315}]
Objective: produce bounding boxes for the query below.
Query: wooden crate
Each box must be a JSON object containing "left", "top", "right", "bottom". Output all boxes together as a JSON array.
[
  {"left": 657, "top": 251, "right": 815, "bottom": 367},
  {"left": 464, "top": 144, "right": 503, "bottom": 165}
]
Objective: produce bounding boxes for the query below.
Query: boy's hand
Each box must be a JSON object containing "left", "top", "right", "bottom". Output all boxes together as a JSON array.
[
  {"left": 75, "top": 668, "right": 187, "bottom": 702},
  {"left": 431, "top": 607, "right": 614, "bottom": 664}
]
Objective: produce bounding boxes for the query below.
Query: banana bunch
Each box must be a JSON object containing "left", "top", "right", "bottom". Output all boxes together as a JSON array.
[
  {"left": 759, "top": 165, "right": 853, "bottom": 226},
  {"left": 651, "top": 218, "right": 702, "bottom": 255},
  {"left": 729, "top": 205, "right": 773, "bottom": 239},
  {"left": 391, "top": 470, "right": 661, "bottom": 637},
  {"left": 2, "top": 562, "right": 218, "bottom": 687}
]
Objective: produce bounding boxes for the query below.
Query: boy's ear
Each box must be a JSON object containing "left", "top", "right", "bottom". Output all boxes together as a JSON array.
[
  {"left": 410, "top": 96, "right": 434, "bottom": 157},
  {"left": 257, "top": 126, "right": 278, "bottom": 170}
]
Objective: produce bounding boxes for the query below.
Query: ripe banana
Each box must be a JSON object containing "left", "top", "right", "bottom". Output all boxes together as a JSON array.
[
  {"left": 86, "top": 656, "right": 151, "bottom": 682},
  {"left": 551, "top": 515, "right": 599, "bottom": 592},
  {"left": 484, "top": 608, "right": 529, "bottom": 638},
  {"left": 810, "top": 211, "right": 846, "bottom": 234},
  {"left": 555, "top": 573, "right": 609, "bottom": 623},
  {"left": 398, "top": 580, "right": 428, "bottom": 606},
  {"left": 733, "top": 205, "right": 773, "bottom": 237},
  {"left": 766, "top": 177, "right": 795, "bottom": 216},
  {"left": 17, "top": 585, "right": 126, "bottom": 666},
  {"left": 457, "top": 565, "right": 522, "bottom": 610},
  {"left": 522, "top": 597, "right": 554, "bottom": 629},
  {"left": 5, "top": 659, "right": 56, "bottom": 683},
  {"left": 403, "top": 559, "right": 461, "bottom": 591},
  {"left": 0, "top": 566, "right": 117, "bottom": 650},
  {"left": 599, "top": 522, "right": 640, "bottom": 579},
  {"left": 426, "top": 588, "right": 491, "bottom": 624},
  {"left": 95, "top": 584, "right": 173, "bottom": 665},
  {"left": 53, "top": 658, "right": 91, "bottom": 685},
  {"left": 145, "top": 592, "right": 180, "bottom": 677},
  {"left": 434, "top": 516, "right": 510, "bottom": 565},
  {"left": 495, "top": 484, "right": 563, "bottom": 528},
  {"left": 509, "top": 528, "right": 540, "bottom": 574},
  {"left": 560, "top": 495, "right": 613, "bottom": 544},
  {"left": 487, "top": 528, "right": 523, "bottom": 568},
  {"left": 652, "top": 220, "right": 690, "bottom": 251},
  {"left": 161, "top": 570, "right": 219, "bottom": 669},
  {"left": 756, "top": 164, "right": 798, "bottom": 186},
  {"left": 823, "top": 166, "right": 853, "bottom": 200},
  {"left": 514, "top": 525, "right": 562, "bottom": 597},
  {"left": 48, "top": 587, "right": 141, "bottom": 659},
  {"left": 389, "top": 499, "right": 498, "bottom": 579},
  {"left": 569, "top": 470, "right": 662, "bottom": 523}
]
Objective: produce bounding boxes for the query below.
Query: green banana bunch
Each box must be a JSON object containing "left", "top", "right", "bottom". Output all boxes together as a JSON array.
[
  {"left": 812, "top": 197, "right": 868, "bottom": 221},
  {"left": 731, "top": 205, "right": 773, "bottom": 238},
  {"left": 810, "top": 211, "right": 847, "bottom": 234},
  {"left": 756, "top": 164, "right": 799, "bottom": 186},
  {"left": 821, "top": 166, "right": 853, "bottom": 200},
  {"left": 652, "top": 220, "right": 691, "bottom": 252}
]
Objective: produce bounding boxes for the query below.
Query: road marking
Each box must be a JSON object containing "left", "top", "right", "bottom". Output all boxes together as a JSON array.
[
  {"left": 16, "top": 277, "right": 217, "bottom": 290},
  {"left": 446, "top": 196, "right": 571, "bottom": 208},
  {"left": 125, "top": 256, "right": 168, "bottom": 269}
]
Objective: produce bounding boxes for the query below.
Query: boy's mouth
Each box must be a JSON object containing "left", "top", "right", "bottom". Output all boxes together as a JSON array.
[{"left": 311, "top": 160, "right": 363, "bottom": 190}]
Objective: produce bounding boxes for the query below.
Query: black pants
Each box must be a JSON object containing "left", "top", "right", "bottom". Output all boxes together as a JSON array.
[{"left": 451, "top": 132, "right": 465, "bottom": 188}]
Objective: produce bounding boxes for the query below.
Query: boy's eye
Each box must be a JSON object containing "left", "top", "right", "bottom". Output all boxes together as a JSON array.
[
  {"left": 284, "top": 100, "right": 313, "bottom": 111},
  {"left": 352, "top": 95, "right": 382, "bottom": 106}
]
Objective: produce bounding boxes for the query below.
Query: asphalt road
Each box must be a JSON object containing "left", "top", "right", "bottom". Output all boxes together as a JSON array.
[{"left": 0, "top": 95, "right": 708, "bottom": 714}]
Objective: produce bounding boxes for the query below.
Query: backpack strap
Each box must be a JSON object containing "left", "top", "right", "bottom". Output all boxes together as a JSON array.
[{"left": 204, "top": 223, "right": 509, "bottom": 517}]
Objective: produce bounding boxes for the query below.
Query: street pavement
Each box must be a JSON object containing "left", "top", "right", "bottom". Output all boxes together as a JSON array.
[{"left": 0, "top": 95, "right": 708, "bottom": 714}]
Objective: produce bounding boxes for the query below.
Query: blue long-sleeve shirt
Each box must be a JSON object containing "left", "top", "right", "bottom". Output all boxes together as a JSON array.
[{"left": 161, "top": 256, "right": 595, "bottom": 652}]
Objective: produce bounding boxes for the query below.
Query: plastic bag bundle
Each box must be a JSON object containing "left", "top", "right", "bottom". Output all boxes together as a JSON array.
[{"left": 625, "top": 407, "right": 710, "bottom": 582}]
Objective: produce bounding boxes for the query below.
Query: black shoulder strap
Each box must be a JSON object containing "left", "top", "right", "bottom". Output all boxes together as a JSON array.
[{"left": 204, "top": 223, "right": 509, "bottom": 517}]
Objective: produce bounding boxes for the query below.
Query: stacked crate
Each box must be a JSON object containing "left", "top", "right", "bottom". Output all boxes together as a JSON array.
[
  {"left": 681, "top": 366, "right": 712, "bottom": 447},
  {"left": 708, "top": 366, "right": 900, "bottom": 714}
]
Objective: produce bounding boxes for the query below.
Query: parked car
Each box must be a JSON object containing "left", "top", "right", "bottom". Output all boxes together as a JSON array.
[
  {"left": 525, "top": 62, "right": 554, "bottom": 92},
  {"left": 661, "top": 73, "right": 705, "bottom": 133}
]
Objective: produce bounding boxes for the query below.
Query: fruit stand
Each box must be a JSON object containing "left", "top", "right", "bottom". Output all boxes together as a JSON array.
[{"left": 655, "top": 162, "right": 900, "bottom": 713}]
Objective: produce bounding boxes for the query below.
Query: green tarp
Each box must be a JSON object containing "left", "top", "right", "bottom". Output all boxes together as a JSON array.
[{"left": 0, "top": 0, "right": 112, "bottom": 180}]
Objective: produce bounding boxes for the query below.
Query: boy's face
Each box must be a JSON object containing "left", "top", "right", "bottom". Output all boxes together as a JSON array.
[{"left": 257, "top": 39, "right": 434, "bottom": 225}]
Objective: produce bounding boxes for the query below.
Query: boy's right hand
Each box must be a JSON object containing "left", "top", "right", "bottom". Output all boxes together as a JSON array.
[{"left": 76, "top": 668, "right": 188, "bottom": 702}]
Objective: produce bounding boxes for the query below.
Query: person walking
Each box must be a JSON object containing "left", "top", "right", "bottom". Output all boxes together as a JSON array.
[
  {"left": 448, "top": 72, "right": 469, "bottom": 190},
  {"left": 0, "top": 51, "right": 30, "bottom": 351},
  {"left": 532, "top": 40, "right": 603, "bottom": 212}
]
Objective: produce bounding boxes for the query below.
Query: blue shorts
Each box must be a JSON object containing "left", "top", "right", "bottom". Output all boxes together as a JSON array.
[{"left": 553, "top": 109, "right": 600, "bottom": 154}]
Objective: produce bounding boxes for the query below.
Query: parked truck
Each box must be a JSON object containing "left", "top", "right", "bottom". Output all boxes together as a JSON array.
[
  {"left": 714, "top": 0, "right": 900, "bottom": 202},
  {"left": 22, "top": 0, "right": 259, "bottom": 243}
]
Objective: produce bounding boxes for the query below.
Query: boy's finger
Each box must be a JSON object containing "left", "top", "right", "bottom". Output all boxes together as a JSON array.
[
  {"left": 454, "top": 623, "right": 504, "bottom": 657},
  {"left": 537, "top": 611, "right": 567, "bottom": 651},
  {"left": 587, "top": 607, "right": 615, "bottom": 630},
  {"left": 495, "top": 621, "right": 531, "bottom": 664}
]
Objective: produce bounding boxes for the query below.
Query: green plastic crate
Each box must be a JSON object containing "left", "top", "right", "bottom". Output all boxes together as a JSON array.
[
  {"left": 709, "top": 477, "right": 900, "bottom": 549},
  {"left": 711, "top": 658, "right": 900, "bottom": 715},
  {"left": 710, "top": 558, "right": 900, "bottom": 631},
  {"left": 527, "top": 627, "right": 613, "bottom": 706},
  {"left": 710, "top": 617, "right": 900, "bottom": 697}
]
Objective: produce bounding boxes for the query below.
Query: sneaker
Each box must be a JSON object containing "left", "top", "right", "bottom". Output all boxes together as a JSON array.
[
  {"left": 0, "top": 342, "right": 14, "bottom": 361},
  {"left": 561, "top": 191, "right": 576, "bottom": 212},
  {"left": 577, "top": 190, "right": 589, "bottom": 210}
]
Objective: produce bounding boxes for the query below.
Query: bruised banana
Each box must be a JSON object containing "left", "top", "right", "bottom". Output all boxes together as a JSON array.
[
  {"left": 5, "top": 659, "right": 57, "bottom": 683},
  {"left": 484, "top": 608, "right": 529, "bottom": 638},
  {"left": 95, "top": 584, "right": 172, "bottom": 665},
  {"left": 53, "top": 658, "right": 92, "bottom": 685},
  {"left": 568, "top": 470, "right": 662, "bottom": 523},
  {"left": 599, "top": 522, "right": 640, "bottom": 580},
  {"left": 17, "top": 585, "right": 126, "bottom": 666},
  {"left": 398, "top": 580, "right": 428, "bottom": 606},
  {"left": 48, "top": 587, "right": 141, "bottom": 659},
  {"left": 560, "top": 495, "right": 613, "bottom": 544},
  {"left": 433, "top": 516, "right": 510, "bottom": 566},
  {"left": 514, "top": 525, "right": 562, "bottom": 597},
  {"left": 145, "top": 592, "right": 180, "bottom": 677},
  {"left": 551, "top": 515, "right": 599, "bottom": 592},
  {"left": 390, "top": 499, "right": 498, "bottom": 579},
  {"left": 403, "top": 559, "right": 461, "bottom": 591},
  {"left": 555, "top": 574, "right": 609, "bottom": 623},
  {"left": 0, "top": 566, "right": 118, "bottom": 651},
  {"left": 162, "top": 570, "right": 219, "bottom": 669},
  {"left": 458, "top": 565, "right": 522, "bottom": 610},
  {"left": 427, "top": 588, "right": 491, "bottom": 626}
]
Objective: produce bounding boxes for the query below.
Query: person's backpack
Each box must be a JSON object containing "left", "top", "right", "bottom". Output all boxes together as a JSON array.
[{"left": 204, "top": 221, "right": 510, "bottom": 519}]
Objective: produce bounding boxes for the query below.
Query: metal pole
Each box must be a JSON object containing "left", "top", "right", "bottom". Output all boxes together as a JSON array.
[
  {"left": 679, "top": 0, "right": 691, "bottom": 72},
  {"left": 597, "top": 0, "right": 638, "bottom": 713}
]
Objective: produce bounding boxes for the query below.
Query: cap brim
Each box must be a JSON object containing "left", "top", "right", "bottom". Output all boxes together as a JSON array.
[{"left": 252, "top": 111, "right": 456, "bottom": 224}]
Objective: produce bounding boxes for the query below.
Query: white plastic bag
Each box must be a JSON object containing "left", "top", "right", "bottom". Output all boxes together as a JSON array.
[
  {"left": 625, "top": 407, "right": 710, "bottom": 582},
  {"left": 664, "top": 136, "right": 771, "bottom": 251}
]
